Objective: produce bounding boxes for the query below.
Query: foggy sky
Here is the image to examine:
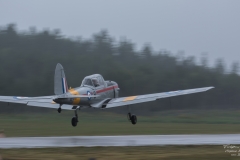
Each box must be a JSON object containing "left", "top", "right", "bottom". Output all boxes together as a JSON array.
[{"left": 0, "top": 0, "right": 240, "bottom": 67}]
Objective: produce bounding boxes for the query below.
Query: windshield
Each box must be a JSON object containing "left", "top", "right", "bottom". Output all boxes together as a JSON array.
[{"left": 82, "top": 78, "right": 93, "bottom": 86}]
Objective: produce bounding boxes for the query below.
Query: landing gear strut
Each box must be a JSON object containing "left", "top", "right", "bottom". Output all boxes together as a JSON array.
[
  {"left": 127, "top": 112, "right": 137, "bottom": 125},
  {"left": 127, "top": 106, "right": 137, "bottom": 125},
  {"left": 71, "top": 108, "right": 78, "bottom": 127}
]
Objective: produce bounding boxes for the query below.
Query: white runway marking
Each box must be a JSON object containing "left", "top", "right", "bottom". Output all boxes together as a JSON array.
[{"left": 0, "top": 134, "right": 240, "bottom": 148}]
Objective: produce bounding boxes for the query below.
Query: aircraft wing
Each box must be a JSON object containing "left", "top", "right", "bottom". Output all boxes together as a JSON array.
[
  {"left": 0, "top": 96, "right": 73, "bottom": 110},
  {"left": 104, "top": 87, "right": 214, "bottom": 108},
  {"left": 0, "top": 96, "right": 53, "bottom": 104}
]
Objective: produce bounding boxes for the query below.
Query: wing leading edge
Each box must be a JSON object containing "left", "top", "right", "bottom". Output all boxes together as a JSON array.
[
  {"left": 0, "top": 96, "right": 74, "bottom": 110},
  {"left": 103, "top": 87, "right": 214, "bottom": 108},
  {"left": 0, "top": 94, "right": 98, "bottom": 110},
  {"left": 0, "top": 87, "right": 213, "bottom": 110}
]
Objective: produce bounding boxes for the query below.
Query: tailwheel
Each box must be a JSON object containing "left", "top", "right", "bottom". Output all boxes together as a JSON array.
[
  {"left": 130, "top": 114, "right": 137, "bottom": 125},
  {"left": 71, "top": 116, "right": 78, "bottom": 127}
]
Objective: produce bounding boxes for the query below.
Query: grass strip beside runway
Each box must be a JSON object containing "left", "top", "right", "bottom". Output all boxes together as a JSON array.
[
  {"left": 0, "top": 146, "right": 238, "bottom": 160},
  {"left": 1, "top": 110, "right": 240, "bottom": 137}
]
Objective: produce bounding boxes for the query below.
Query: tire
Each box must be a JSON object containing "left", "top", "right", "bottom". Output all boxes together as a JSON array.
[
  {"left": 131, "top": 115, "right": 137, "bottom": 125},
  {"left": 57, "top": 108, "right": 61, "bottom": 113},
  {"left": 71, "top": 117, "right": 78, "bottom": 127}
]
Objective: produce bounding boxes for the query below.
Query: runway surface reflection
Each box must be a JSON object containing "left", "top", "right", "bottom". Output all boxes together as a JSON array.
[{"left": 0, "top": 134, "right": 240, "bottom": 148}]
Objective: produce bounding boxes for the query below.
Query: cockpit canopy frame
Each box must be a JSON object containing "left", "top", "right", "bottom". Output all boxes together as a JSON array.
[{"left": 81, "top": 74, "right": 105, "bottom": 88}]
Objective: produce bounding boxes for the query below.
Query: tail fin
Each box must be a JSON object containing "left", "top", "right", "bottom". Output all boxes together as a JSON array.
[{"left": 54, "top": 63, "right": 68, "bottom": 95}]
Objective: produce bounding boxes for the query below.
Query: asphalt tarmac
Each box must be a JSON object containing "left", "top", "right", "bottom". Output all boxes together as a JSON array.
[{"left": 0, "top": 134, "right": 240, "bottom": 148}]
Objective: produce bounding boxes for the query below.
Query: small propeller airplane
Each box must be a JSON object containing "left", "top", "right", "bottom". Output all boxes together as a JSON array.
[{"left": 0, "top": 63, "right": 214, "bottom": 127}]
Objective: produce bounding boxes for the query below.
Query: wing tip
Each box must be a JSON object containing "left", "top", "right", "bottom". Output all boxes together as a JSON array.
[{"left": 205, "top": 86, "right": 214, "bottom": 91}]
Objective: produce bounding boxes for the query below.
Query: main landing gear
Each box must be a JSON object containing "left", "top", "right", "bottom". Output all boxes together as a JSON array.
[
  {"left": 71, "top": 108, "right": 78, "bottom": 127},
  {"left": 57, "top": 105, "right": 79, "bottom": 127},
  {"left": 57, "top": 104, "right": 62, "bottom": 113},
  {"left": 127, "top": 112, "right": 137, "bottom": 125},
  {"left": 57, "top": 107, "right": 62, "bottom": 113}
]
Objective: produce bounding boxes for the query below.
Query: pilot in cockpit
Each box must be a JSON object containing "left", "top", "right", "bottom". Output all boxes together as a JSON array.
[{"left": 92, "top": 78, "right": 99, "bottom": 87}]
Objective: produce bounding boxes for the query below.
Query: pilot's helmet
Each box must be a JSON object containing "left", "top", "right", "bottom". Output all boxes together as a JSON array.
[
  {"left": 92, "top": 78, "right": 99, "bottom": 86},
  {"left": 92, "top": 78, "right": 97, "bottom": 83}
]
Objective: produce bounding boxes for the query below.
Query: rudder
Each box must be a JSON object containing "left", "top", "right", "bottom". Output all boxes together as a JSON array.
[{"left": 54, "top": 63, "right": 68, "bottom": 95}]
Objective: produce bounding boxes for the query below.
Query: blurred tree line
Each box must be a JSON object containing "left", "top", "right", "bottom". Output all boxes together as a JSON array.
[{"left": 0, "top": 24, "right": 240, "bottom": 113}]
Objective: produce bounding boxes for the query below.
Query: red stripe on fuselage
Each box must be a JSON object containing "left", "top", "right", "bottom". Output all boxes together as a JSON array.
[{"left": 96, "top": 85, "right": 118, "bottom": 94}]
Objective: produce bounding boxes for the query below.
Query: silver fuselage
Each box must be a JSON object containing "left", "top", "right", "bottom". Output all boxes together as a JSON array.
[{"left": 54, "top": 74, "right": 119, "bottom": 108}]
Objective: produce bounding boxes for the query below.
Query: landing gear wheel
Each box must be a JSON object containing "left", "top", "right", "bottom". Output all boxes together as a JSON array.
[
  {"left": 127, "top": 113, "right": 132, "bottom": 121},
  {"left": 71, "top": 116, "right": 78, "bottom": 127},
  {"left": 130, "top": 115, "right": 137, "bottom": 125},
  {"left": 57, "top": 107, "right": 62, "bottom": 113},
  {"left": 71, "top": 109, "right": 79, "bottom": 127}
]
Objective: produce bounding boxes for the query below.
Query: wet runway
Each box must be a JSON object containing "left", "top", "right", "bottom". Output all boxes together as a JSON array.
[{"left": 0, "top": 134, "right": 240, "bottom": 148}]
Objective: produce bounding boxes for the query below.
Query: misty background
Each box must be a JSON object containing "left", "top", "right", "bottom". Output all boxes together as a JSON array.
[
  {"left": 0, "top": 1, "right": 240, "bottom": 113},
  {"left": 1, "top": 0, "right": 240, "bottom": 68}
]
